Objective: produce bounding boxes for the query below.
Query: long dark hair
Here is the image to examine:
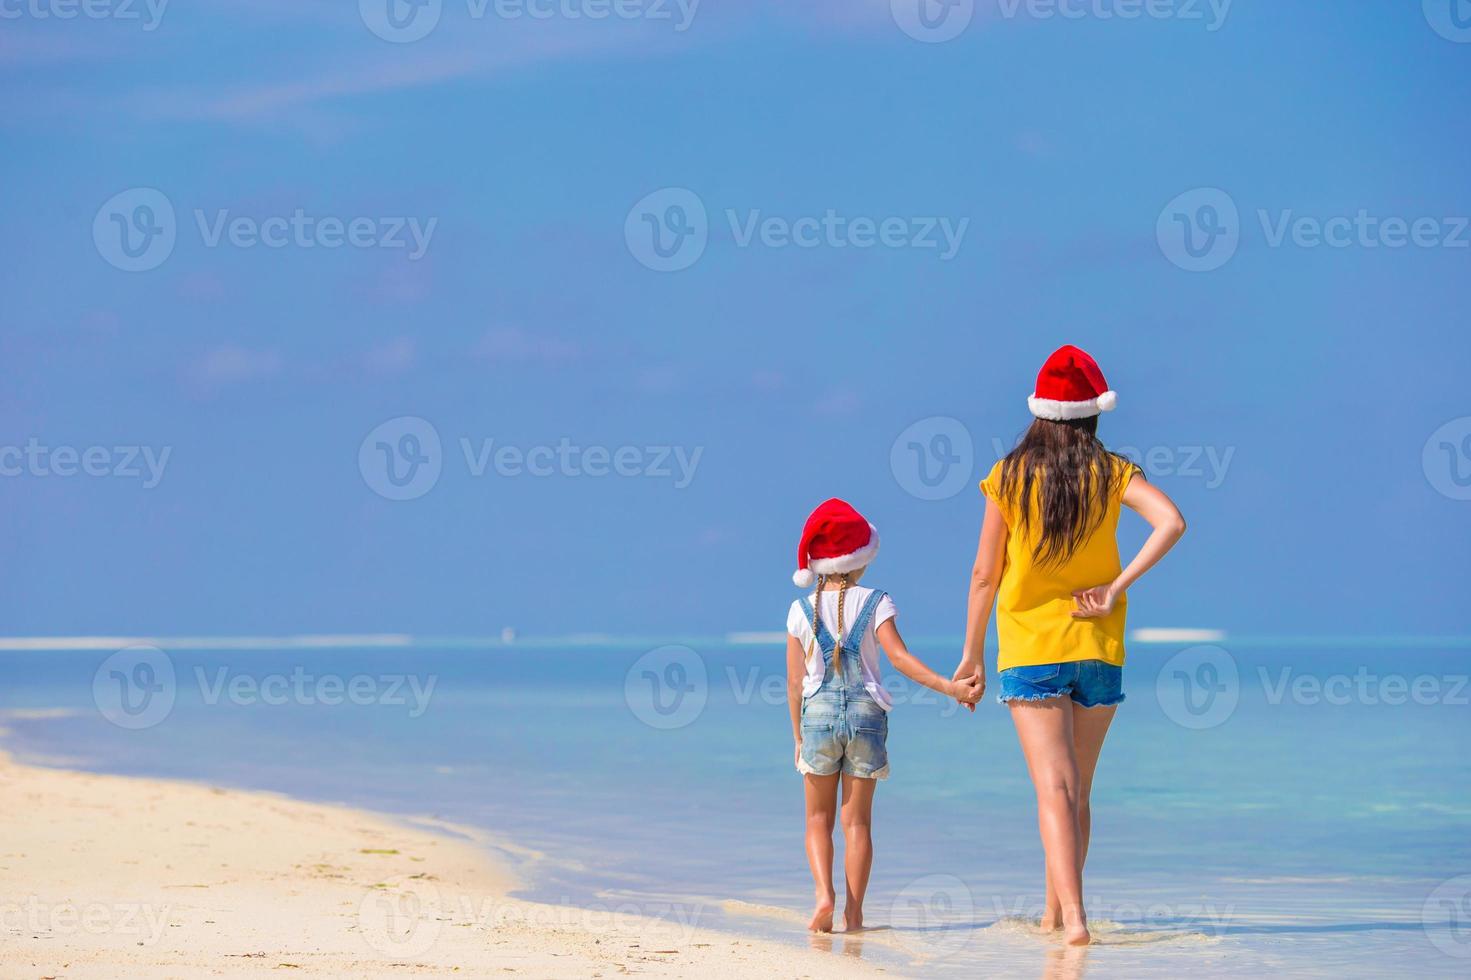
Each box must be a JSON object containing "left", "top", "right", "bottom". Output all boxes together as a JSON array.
[{"left": 997, "top": 416, "right": 1132, "bottom": 566}]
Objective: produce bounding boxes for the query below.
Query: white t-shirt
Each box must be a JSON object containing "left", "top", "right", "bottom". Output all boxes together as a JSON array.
[{"left": 786, "top": 586, "right": 898, "bottom": 710}]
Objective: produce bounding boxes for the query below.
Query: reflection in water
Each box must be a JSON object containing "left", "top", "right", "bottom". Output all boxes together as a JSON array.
[
  {"left": 1042, "top": 943, "right": 1089, "bottom": 980},
  {"left": 807, "top": 926, "right": 873, "bottom": 962}
]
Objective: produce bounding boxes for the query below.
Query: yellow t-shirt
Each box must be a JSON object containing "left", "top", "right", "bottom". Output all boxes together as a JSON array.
[{"left": 979, "top": 457, "right": 1142, "bottom": 672}]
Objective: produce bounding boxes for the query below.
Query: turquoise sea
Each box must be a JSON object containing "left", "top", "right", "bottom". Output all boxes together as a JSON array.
[{"left": 2, "top": 637, "right": 1468, "bottom": 978}]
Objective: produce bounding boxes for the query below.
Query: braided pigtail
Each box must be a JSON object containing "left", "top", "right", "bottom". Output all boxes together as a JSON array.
[
  {"left": 832, "top": 574, "right": 849, "bottom": 681},
  {"left": 807, "top": 574, "right": 825, "bottom": 668}
]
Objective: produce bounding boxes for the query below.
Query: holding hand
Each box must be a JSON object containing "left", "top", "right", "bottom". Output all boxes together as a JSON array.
[
  {"left": 1071, "top": 583, "right": 1120, "bottom": 618},
  {"left": 949, "top": 673, "right": 984, "bottom": 705},
  {"left": 950, "top": 660, "right": 985, "bottom": 712}
]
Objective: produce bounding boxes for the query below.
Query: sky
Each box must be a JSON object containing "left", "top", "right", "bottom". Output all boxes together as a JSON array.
[{"left": 2, "top": 1, "right": 1468, "bottom": 639}]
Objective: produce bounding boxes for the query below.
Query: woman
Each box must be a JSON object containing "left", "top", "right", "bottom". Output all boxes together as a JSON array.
[{"left": 952, "top": 346, "right": 1186, "bottom": 945}]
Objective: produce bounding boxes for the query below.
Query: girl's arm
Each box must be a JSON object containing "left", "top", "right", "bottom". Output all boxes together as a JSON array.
[
  {"left": 786, "top": 634, "right": 806, "bottom": 769},
  {"left": 1072, "top": 476, "right": 1187, "bottom": 618},
  {"left": 876, "top": 619, "right": 984, "bottom": 703},
  {"left": 954, "top": 497, "right": 1008, "bottom": 700}
]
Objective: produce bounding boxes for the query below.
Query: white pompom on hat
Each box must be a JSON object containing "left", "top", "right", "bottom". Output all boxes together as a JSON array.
[{"left": 792, "top": 498, "right": 880, "bottom": 588}]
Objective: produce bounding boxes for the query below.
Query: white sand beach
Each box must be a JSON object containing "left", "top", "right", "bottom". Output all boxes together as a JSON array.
[{"left": 0, "top": 752, "right": 886, "bottom": 978}]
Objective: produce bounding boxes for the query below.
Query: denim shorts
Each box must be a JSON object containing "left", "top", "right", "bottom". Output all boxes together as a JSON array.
[
  {"left": 798, "top": 688, "right": 890, "bottom": 780},
  {"left": 997, "top": 660, "right": 1125, "bottom": 708}
]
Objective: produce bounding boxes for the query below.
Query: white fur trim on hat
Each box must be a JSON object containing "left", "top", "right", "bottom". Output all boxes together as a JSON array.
[
  {"left": 803, "top": 525, "right": 881, "bottom": 579},
  {"left": 1028, "top": 390, "right": 1117, "bottom": 421},
  {"left": 793, "top": 568, "right": 816, "bottom": 588}
]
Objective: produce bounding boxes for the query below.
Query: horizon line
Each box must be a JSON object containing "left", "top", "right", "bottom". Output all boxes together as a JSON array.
[{"left": 0, "top": 631, "right": 1468, "bottom": 653}]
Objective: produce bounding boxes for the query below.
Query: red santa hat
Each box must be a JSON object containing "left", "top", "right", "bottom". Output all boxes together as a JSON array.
[
  {"left": 1027, "top": 345, "right": 1118, "bottom": 421},
  {"left": 792, "top": 498, "right": 880, "bottom": 589}
]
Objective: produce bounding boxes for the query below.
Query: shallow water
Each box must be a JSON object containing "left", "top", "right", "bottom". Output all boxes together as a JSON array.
[{"left": 2, "top": 641, "right": 1468, "bottom": 977}]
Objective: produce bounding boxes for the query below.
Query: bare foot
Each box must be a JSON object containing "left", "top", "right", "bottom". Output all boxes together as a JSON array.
[
  {"left": 1040, "top": 909, "right": 1062, "bottom": 932},
  {"left": 1062, "top": 909, "right": 1090, "bottom": 946},
  {"left": 844, "top": 906, "right": 864, "bottom": 932},
  {"left": 809, "top": 892, "right": 835, "bottom": 933}
]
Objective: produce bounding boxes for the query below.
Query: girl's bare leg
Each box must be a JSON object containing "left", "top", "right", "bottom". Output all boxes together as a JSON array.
[
  {"left": 838, "top": 772, "right": 877, "bottom": 931},
  {"left": 804, "top": 772, "right": 841, "bottom": 931},
  {"left": 1010, "top": 699, "right": 1090, "bottom": 945},
  {"left": 1042, "top": 703, "right": 1116, "bottom": 931}
]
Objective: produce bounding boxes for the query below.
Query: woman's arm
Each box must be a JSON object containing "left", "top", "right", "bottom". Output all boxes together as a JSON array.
[
  {"left": 877, "top": 619, "right": 983, "bottom": 703},
  {"left": 953, "top": 497, "right": 1008, "bottom": 699},
  {"left": 1072, "top": 475, "right": 1187, "bottom": 618},
  {"left": 786, "top": 634, "right": 806, "bottom": 769}
]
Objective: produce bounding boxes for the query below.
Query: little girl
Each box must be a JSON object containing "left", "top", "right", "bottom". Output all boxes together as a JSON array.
[
  {"left": 953, "top": 345, "right": 1186, "bottom": 945},
  {"left": 785, "top": 498, "right": 983, "bottom": 933}
]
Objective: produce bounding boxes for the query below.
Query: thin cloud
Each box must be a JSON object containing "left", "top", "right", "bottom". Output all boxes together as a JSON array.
[
  {"left": 472, "top": 326, "right": 586, "bottom": 365},
  {"left": 9, "top": 5, "right": 993, "bottom": 127},
  {"left": 136, "top": 25, "right": 679, "bottom": 123},
  {"left": 1015, "top": 130, "right": 1055, "bottom": 157},
  {"left": 813, "top": 390, "right": 861, "bottom": 417},
  {"left": 0, "top": 28, "right": 119, "bottom": 69},
  {"left": 632, "top": 364, "right": 688, "bottom": 394},
  {"left": 134, "top": 2, "right": 971, "bottom": 125},
  {"left": 183, "top": 344, "right": 284, "bottom": 394},
  {"left": 362, "top": 336, "right": 417, "bottom": 375}
]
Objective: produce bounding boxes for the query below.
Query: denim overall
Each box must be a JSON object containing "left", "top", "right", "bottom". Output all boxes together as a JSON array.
[{"left": 797, "top": 590, "right": 890, "bottom": 780}]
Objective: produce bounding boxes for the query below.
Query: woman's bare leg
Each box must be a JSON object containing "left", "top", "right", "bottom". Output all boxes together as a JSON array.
[
  {"left": 804, "top": 772, "right": 840, "bottom": 931},
  {"left": 1010, "top": 699, "right": 1090, "bottom": 945},
  {"left": 838, "top": 772, "right": 877, "bottom": 931},
  {"left": 1042, "top": 704, "right": 1116, "bottom": 930}
]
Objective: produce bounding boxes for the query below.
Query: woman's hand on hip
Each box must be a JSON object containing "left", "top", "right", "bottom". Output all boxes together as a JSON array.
[{"left": 1070, "top": 583, "right": 1119, "bottom": 618}]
